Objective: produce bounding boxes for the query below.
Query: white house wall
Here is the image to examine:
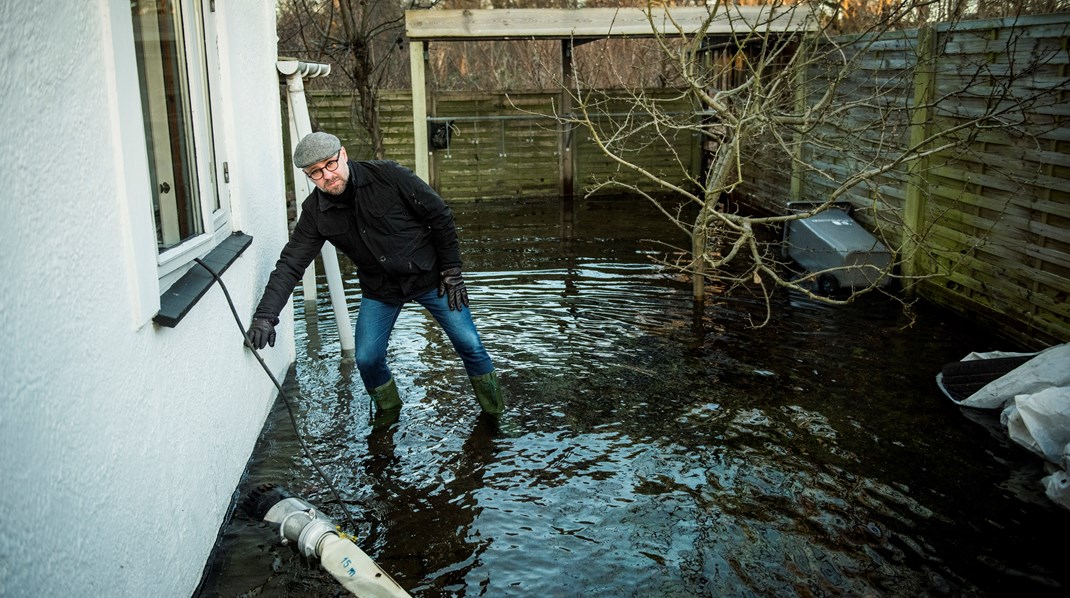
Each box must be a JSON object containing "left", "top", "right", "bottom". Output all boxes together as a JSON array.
[{"left": 0, "top": 1, "right": 295, "bottom": 595}]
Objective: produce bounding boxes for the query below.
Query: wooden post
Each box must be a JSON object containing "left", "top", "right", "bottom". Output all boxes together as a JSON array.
[
  {"left": 428, "top": 88, "right": 438, "bottom": 190},
  {"left": 901, "top": 26, "right": 936, "bottom": 289},
  {"left": 790, "top": 38, "right": 808, "bottom": 203},
  {"left": 410, "top": 40, "right": 430, "bottom": 182},
  {"left": 559, "top": 39, "right": 574, "bottom": 198}
]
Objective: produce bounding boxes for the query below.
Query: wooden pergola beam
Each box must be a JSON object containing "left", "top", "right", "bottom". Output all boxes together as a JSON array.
[{"left": 405, "top": 6, "right": 815, "bottom": 41}]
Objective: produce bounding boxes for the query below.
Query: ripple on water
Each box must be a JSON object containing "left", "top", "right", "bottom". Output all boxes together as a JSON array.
[{"left": 199, "top": 196, "right": 1070, "bottom": 598}]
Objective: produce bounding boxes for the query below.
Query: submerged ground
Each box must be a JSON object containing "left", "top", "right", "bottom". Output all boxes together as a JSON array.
[{"left": 197, "top": 195, "right": 1068, "bottom": 597}]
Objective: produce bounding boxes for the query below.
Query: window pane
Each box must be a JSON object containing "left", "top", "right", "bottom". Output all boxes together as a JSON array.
[{"left": 131, "top": 0, "right": 202, "bottom": 251}]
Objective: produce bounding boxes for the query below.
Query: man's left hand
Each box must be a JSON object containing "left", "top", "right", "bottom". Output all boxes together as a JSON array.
[{"left": 438, "top": 266, "right": 469, "bottom": 311}]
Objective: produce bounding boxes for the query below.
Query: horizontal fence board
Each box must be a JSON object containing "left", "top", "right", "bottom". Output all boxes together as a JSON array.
[
  {"left": 1027, "top": 244, "right": 1070, "bottom": 271},
  {"left": 938, "top": 272, "right": 1069, "bottom": 339},
  {"left": 933, "top": 245, "right": 1070, "bottom": 303},
  {"left": 1032, "top": 219, "right": 1070, "bottom": 244},
  {"left": 1026, "top": 196, "right": 1070, "bottom": 220},
  {"left": 920, "top": 279, "right": 1069, "bottom": 347},
  {"left": 925, "top": 228, "right": 1070, "bottom": 308},
  {"left": 926, "top": 228, "right": 1032, "bottom": 274},
  {"left": 936, "top": 13, "right": 1070, "bottom": 33}
]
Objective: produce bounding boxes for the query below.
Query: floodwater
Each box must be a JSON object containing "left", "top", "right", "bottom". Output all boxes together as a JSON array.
[{"left": 197, "top": 195, "right": 1068, "bottom": 597}]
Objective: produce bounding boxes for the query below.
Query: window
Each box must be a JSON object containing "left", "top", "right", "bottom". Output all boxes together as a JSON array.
[{"left": 131, "top": 0, "right": 228, "bottom": 289}]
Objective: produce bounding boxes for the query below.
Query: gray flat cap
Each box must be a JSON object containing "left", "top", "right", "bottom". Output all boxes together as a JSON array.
[{"left": 293, "top": 132, "right": 341, "bottom": 168}]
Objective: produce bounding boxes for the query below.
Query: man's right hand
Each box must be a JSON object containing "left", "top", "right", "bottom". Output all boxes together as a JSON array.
[{"left": 247, "top": 318, "right": 277, "bottom": 350}]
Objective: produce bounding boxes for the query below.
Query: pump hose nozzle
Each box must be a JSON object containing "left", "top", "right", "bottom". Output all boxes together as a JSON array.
[
  {"left": 240, "top": 484, "right": 411, "bottom": 597},
  {"left": 242, "top": 484, "right": 337, "bottom": 558},
  {"left": 242, "top": 483, "right": 296, "bottom": 520}
]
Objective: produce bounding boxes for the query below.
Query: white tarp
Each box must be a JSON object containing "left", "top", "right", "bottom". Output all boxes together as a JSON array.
[{"left": 945, "top": 343, "right": 1070, "bottom": 510}]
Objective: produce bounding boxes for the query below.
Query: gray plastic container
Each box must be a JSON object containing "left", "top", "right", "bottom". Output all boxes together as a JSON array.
[{"left": 783, "top": 202, "right": 892, "bottom": 293}]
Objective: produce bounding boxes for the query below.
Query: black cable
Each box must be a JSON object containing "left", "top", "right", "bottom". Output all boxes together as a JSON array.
[{"left": 193, "top": 258, "right": 359, "bottom": 532}]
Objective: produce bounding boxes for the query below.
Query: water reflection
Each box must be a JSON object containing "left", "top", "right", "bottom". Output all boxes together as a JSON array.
[{"left": 197, "top": 196, "right": 1069, "bottom": 597}]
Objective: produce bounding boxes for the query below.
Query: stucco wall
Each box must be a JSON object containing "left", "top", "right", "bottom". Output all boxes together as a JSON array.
[{"left": 0, "top": 1, "right": 294, "bottom": 595}]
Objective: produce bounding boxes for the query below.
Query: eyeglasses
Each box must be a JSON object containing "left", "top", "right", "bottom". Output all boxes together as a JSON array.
[{"left": 304, "top": 150, "right": 341, "bottom": 180}]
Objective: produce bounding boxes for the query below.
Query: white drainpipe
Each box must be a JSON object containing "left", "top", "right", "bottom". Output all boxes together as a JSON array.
[{"left": 277, "top": 60, "right": 355, "bottom": 354}]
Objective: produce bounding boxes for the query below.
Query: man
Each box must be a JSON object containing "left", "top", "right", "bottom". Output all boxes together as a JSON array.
[{"left": 247, "top": 131, "right": 504, "bottom": 416}]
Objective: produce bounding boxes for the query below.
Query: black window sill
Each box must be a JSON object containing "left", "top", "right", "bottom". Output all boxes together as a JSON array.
[{"left": 154, "top": 232, "right": 253, "bottom": 328}]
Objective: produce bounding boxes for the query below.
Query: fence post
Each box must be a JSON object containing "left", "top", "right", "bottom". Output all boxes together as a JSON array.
[
  {"left": 410, "top": 40, "right": 430, "bottom": 182},
  {"left": 790, "top": 37, "right": 808, "bottom": 203},
  {"left": 559, "top": 39, "right": 575, "bottom": 198},
  {"left": 901, "top": 25, "right": 936, "bottom": 290}
]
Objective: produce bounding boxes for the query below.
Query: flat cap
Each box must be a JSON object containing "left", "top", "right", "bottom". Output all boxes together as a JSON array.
[{"left": 293, "top": 132, "right": 341, "bottom": 168}]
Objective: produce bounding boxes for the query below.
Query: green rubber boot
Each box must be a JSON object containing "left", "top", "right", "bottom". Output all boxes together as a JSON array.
[
  {"left": 369, "top": 378, "right": 402, "bottom": 411},
  {"left": 470, "top": 371, "right": 505, "bottom": 415}
]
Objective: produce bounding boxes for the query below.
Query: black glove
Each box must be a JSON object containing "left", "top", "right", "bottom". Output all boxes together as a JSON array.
[
  {"left": 247, "top": 318, "right": 277, "bottom": 350},
  {"left": 437, "top": 266, "right": 469, "bottom": 311}
]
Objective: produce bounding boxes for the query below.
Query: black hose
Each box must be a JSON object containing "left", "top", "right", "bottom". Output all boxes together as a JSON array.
[{"left": 193, "top": 258, "right": 359, "bottom": 532}]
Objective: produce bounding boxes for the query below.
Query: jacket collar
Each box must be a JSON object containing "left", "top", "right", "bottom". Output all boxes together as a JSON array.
[{"left": 316, "top": 159, "right": 360, "bottom": 211}]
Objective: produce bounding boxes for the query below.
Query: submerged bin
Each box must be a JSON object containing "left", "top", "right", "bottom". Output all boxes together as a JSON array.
[{"left": 783, "top": 202, "right": 892, "bottom": 294}]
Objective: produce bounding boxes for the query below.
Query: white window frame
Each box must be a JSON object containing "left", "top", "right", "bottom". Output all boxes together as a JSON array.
[{"left": 132, "top": 0, "right": 231, "bottom": 292}]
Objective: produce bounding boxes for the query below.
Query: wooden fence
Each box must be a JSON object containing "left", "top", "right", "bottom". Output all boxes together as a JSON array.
[
  {"left": 305, "top": 12, "right": 1068, "bottom": 348},
  {"left": 736, "top": 13, "right": 1070, "bottom": 348},
  {"left": 307, "top": 88, "right": 701, "bottom": 200}
]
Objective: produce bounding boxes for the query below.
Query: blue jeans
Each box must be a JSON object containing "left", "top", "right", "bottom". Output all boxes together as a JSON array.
[{"left": 354, "top": 287, "right": 494, "bottom": 391}]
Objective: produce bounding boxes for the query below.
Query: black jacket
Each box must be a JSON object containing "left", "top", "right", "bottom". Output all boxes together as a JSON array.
[{"left": 254, "top": 160, "right": 462, "bottom": 322}]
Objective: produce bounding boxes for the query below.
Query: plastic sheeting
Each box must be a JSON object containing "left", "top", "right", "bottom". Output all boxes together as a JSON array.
[{"left": 939, "top": 343, "right": 1070, "bottom": 511}]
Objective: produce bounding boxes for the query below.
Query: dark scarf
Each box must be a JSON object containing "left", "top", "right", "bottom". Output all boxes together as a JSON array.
[{"left": 320, "top": 164, "right": 358, "bottom": 206}]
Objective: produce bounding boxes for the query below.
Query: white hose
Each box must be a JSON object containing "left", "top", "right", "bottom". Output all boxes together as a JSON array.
[{"left": 318, "top": 534, "right": 411, "bottom": 597}]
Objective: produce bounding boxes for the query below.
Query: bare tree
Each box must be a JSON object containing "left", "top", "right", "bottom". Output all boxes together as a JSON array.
[
  {"left": 556, "top": 0, "right": 1068, "bottom": 324},
  {"left": 278, "top": 0, "right": 439, "bottom": 158},
  {"left": 427, "top": 0, "right": 702, "bottom": 91}
]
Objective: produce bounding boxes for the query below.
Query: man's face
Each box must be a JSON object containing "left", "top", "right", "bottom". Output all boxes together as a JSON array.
[{"left": 304, "top": 147, "right": 350, "bottom": 195}]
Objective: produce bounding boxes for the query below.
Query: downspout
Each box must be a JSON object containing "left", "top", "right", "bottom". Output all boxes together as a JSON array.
[{"left": 277, "top": 60, "right": 355, "bottom": 355}]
